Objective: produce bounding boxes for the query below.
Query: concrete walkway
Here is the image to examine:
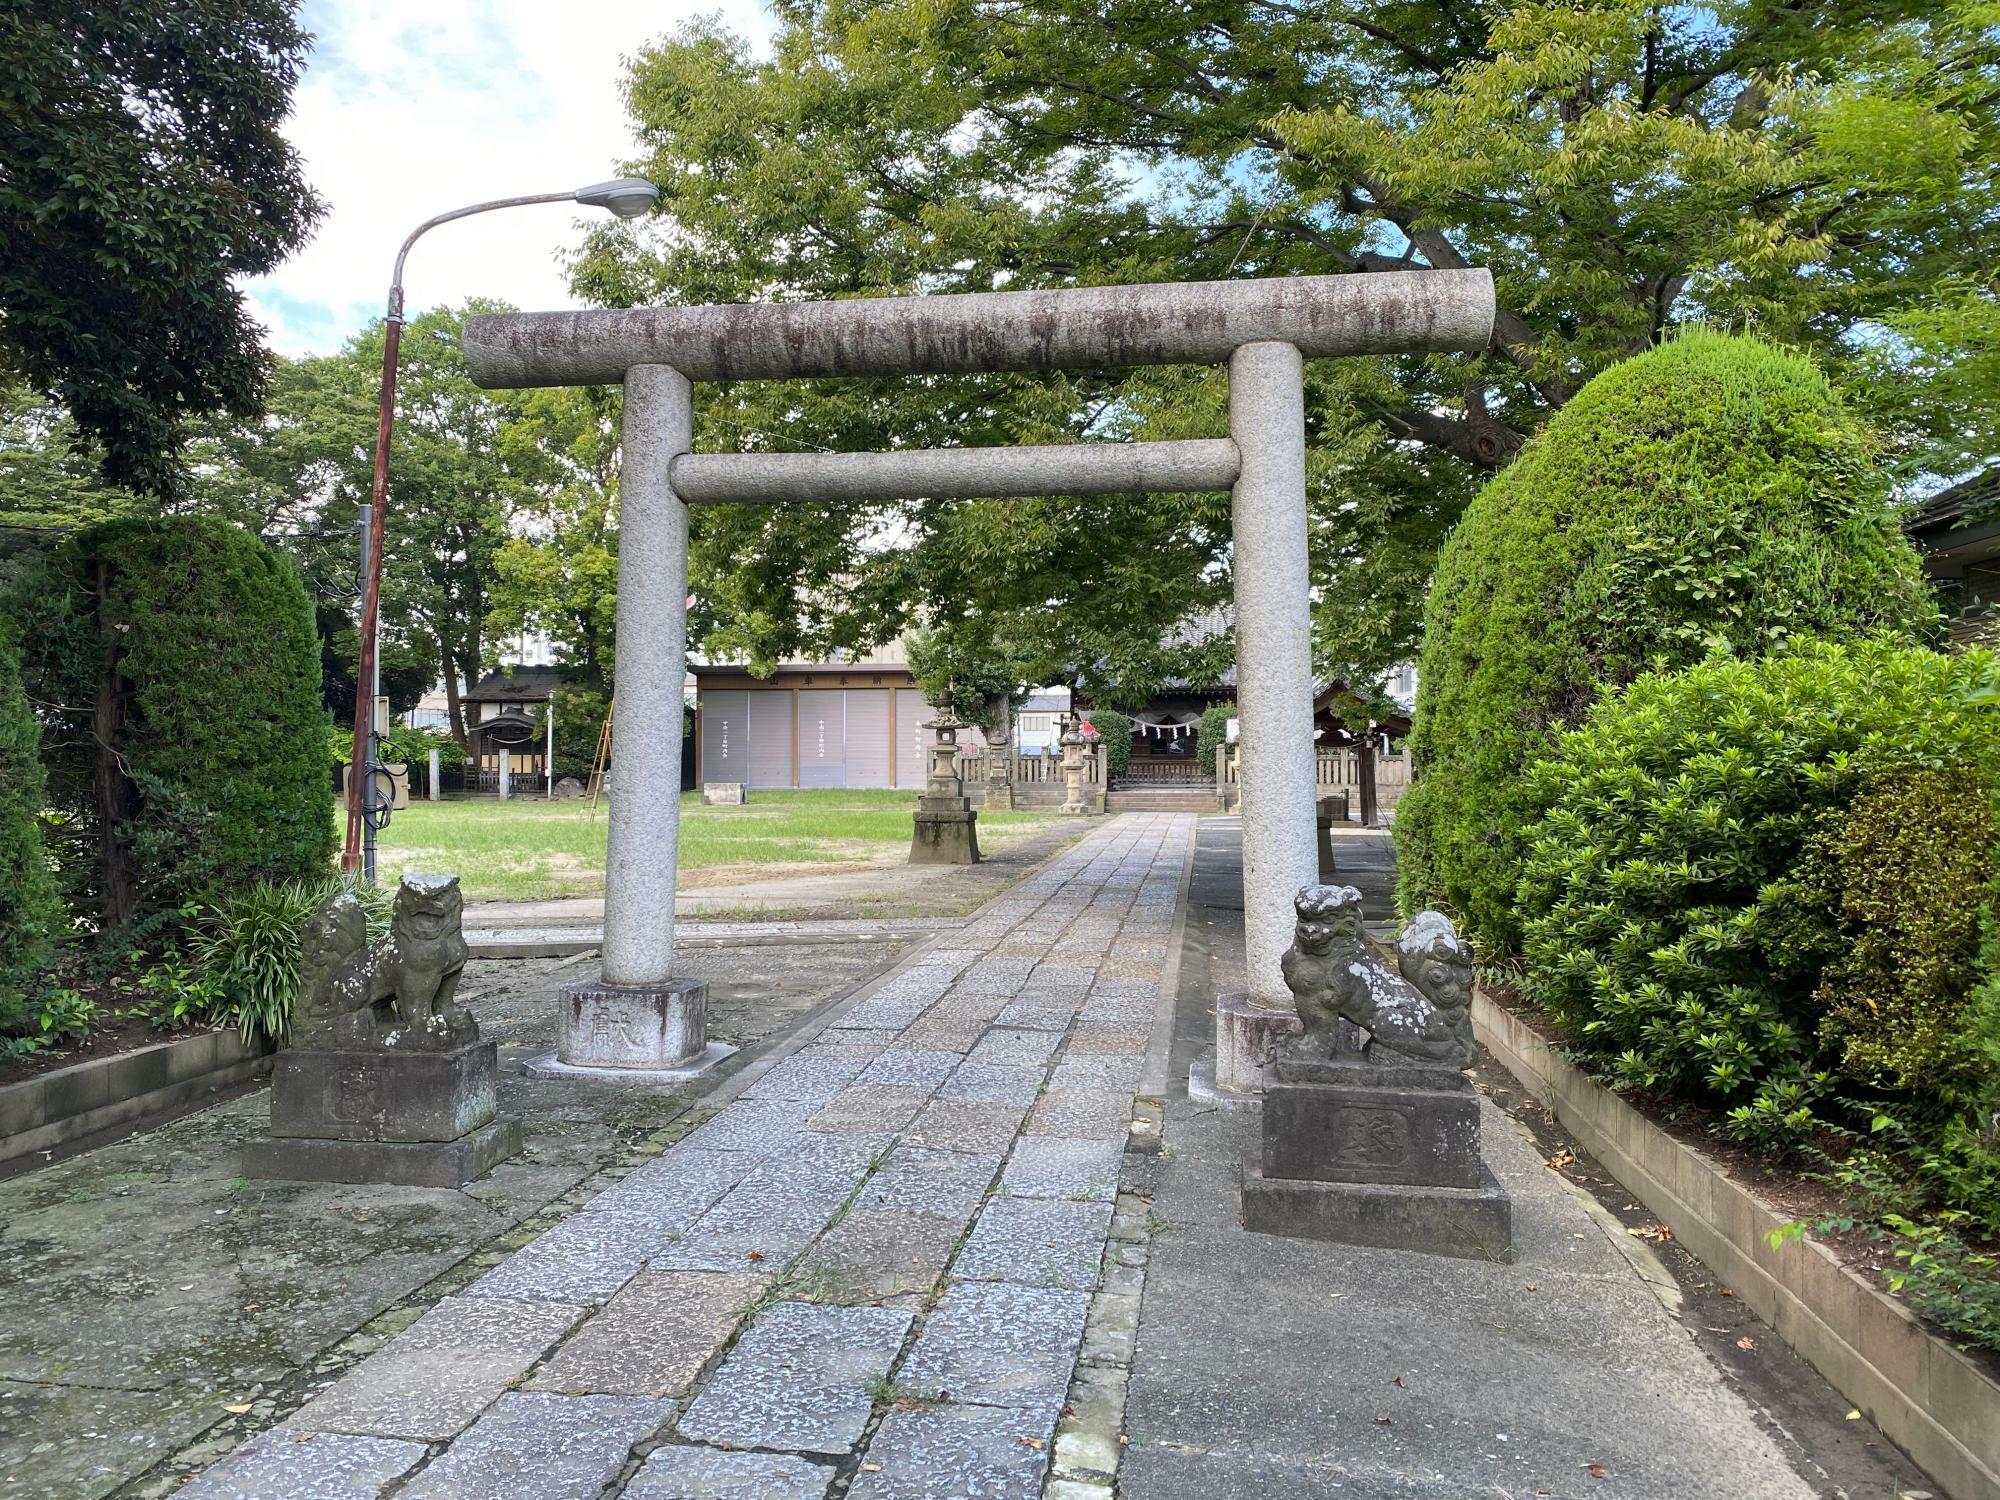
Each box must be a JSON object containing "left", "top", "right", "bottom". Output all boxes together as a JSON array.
[
  {"left": 1126, "top": 820, "right": 1925, "bottom": 1499},
  {"left": 172, "top": 814, "right": 1191, "bottom": 1499}
]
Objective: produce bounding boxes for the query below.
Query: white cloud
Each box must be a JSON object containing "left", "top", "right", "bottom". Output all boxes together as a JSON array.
[{"left": 244, "top": 0, "right": 772, "bottom": 357}]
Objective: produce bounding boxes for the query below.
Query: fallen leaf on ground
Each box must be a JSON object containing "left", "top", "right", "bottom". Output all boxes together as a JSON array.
[
  {"left": 1629, "top": 1224, "right": 1674, "bottom": 1243},
  {"left": 860, "top": 1463, "right": 881, "bottom": 1472},
  {"left": 1545, "top": 1150, "right": 1575, "bottom": 1171},
  {"left": 746, "top": 1251, "right": 765, "bottom": 1263},
  {"left": 1845, "top": 1410, "right": 1862, "bottom": 1421},
  {"left": 1736, "top": 1336, "right": 1757, "bottom": 1351},
  {"left": 1375, "top": 1417, "right": 1393, "bottom": 1426},
  {"left": 1524, "top": 1283, "right": 1539, "bottom": 1292},
  {"left": 1017, "top": 1436, "right": 1044, "bottom": 1450},
  {"left": 1389, "top": 1376, "right": 1405, "bottom": 1388},
  {"left": 222, "top": 1404, "right": 252, "bottom": 1415},
  {"left": 1582, "top": 1462, "right": 1609, "bottom": 1479},
  {"left": 1719, "top": 1287, "right": 1735, "bottom": 1297}
]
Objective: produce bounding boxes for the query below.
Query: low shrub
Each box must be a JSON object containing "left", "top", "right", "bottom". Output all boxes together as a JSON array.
[
  {"left": 1516, "top": 640, "right": 2000, "bottom": 1163},
  {"left": 1086, "top": 710, "right": 1131, "bottom": 778}
]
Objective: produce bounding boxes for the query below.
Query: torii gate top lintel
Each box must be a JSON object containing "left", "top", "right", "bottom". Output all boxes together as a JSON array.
[
  {"left": 492, "top": 270, "right": 1495, "bottom": 1090},
  {"left": 460, "top": 269, "right": 1493, "bottom": 388}
]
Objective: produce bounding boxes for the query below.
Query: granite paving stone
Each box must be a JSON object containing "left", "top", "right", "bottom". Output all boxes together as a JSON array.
[
  {"left": 677, "top": 1099, "right": 819, "bottom": 1155},
  {"left": 581, "top": 1148, "right": 755, "bottom": 1226},
  {"left": 745, "top": 1054, "right": 869, "bottom": 1103},
  {"left": 891, "top": 1019, "right": 987, "bottom": 1052},
  {"left": 992, "top": 999, "right": 1077, "bottom": 1031},
  {"left": 1059, "top": 1027, "right": 1147, "bottom": 1056},
  {"left": 528, "top": 1271, "right": 768, "bottom": 1396},
  {"left": 651, "top": 1155, "right": 872, "bottom": 1271},
  {"left": 936, "top": 1061, "right": 1045, "bottom": 1106},
  {"left": 793, "top": 1211, "right": 963, "bottom": 1305},
  {"left": 677, "top": 1302, "right": 913, "bottom": 1454},
  {"left": 856, "top": 1048, "right": 964, "bottom": 1089},
  {"left": 999, "top": 1135, "right": 1125, "bottom": 1201},
  {"left": 395, "top": 1391, "right": 671, "bottom": 1499},
  {"left": 464, "top": 1208, "right": 662, "bottom": 1305},
  {"left": 847, "top": 1400, "right": 1060, "bottom": 1500},
  {"left": 170, "top": 1429, "right": 427, "bottom": 1499},
  {"left": 1047, "top": 1053, "right": 1144, "bottom": 1093},
  {"left": 965, "top": 1028, "right": 1062, "bottom": 1067},
  {"left": 807, "top": 1084, "right": 934, "bottom": 1133},
  {"left": 902, "top": 1099, "right": 1030, "bottom": 1155},
  {"left": 1023, "top": 1088, "right": 1134, "bottom": 1142},
  {"left": 895, "top": 1280, "right": 1090, "bottom": 1409},
  {"left": 623, "top": 1446, "right": 833, "bottom": 1499},
  {"left": 953, "top": 1197, "right": 1114, "bottom": 1291},
  {"left": 288, "top": 1296, "right": 586, "bottom": 1440},
  {"left": 800, "top": 1027, "right": 901, "bottom": 1057},
  {"left": 853, "top": 1145, "right": 1001, "bottom": 1220}
]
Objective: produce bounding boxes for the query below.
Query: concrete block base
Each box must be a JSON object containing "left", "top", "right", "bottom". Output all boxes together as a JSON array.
[
  {"left": 1241, "top": 1150, "right": 1514, "bottom": 1263},
  {"left": 245, "top": 1115, "right": 523, "bottom": 1189},
  {"left": 267, "top": 1041, "right": 498, "bottom": 1144},
  {"left": 521, "top": 1042, "right": 736, "bottom": 1084},
  {"left": 910, "top": 799, "right": 980, "bottom": 865},
  {"left": 559, "top": 977, "right": 711, "bottom": 1069},
  {"left": 1213, "top": 991, "right": 1301, "bottom": 1095},
  {"left": 702, "top": 782, "right": 746, "bottom": 805},
  {"left": 1186, "top": 1052, "right": 1261, "bottom": 1113}
]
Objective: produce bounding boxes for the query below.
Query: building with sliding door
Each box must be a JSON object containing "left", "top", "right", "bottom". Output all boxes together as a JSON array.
[{"left": 690, "top": 642, "right": 982, "bottom": 790}]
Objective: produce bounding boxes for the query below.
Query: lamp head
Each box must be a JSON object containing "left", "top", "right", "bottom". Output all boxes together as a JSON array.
[{"left": 574, "top": 177, "right": 660, "bottom": 220}]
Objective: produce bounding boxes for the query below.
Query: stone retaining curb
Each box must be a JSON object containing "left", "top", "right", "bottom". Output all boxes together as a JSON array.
[
  {"left": 1475, "top": 990, "right": 2000, "bottom": 1500},
  {"left": 0, "top": 1028, "right": 274, "bottom": 1176}
]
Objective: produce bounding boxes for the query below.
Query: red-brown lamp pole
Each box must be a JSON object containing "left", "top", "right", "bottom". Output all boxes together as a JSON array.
[{"left": 341, "top": 177, "right": 662, "bottom": 877}]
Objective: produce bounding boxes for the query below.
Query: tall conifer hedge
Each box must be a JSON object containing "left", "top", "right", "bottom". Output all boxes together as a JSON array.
[
  {"left": 1396, "top": 331, "right": 1932, "bottom": 954},
  {"left": 9, "top": 516, "right": 332, "bottom": 927}
]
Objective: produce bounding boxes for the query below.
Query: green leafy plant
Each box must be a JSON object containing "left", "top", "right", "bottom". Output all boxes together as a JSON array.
[
  {"left": 1194, "top": 703, "right": 1233, "bottom": 778},
  {"left": 1398, "top": 331, "right": 1932, "bottom": 954},
  {"left": 9, "top": 515, "right": 334, "bottom": 931},
  {"left": 1086, "top": 710, "right": 1131, "bottom": 778},
  {"left": 196, "top": 876, "right": 391, "bottom": 1045},
  {"left": 0, "top": 631, "right": 60, "bottom": 1032},
  {"left": 1515, "top": 640, "right": 2000, "bottom": 1172},
  {"left": 1882, "top": 1212, "right": 2000, "bottom": 1351}
]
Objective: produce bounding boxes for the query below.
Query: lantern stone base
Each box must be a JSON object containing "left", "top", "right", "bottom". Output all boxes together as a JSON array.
[{"left": 910, "top": 794, "right": 980, "bottom": 865}]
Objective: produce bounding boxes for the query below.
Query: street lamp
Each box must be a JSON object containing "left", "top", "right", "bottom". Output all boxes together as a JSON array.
[{"left": 342, "top": 177, "right": 662, "bottom": 879}]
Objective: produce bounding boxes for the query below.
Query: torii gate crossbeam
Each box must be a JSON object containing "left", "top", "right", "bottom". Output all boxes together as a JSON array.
[{"left": 464, "top": 270, "right": 1494, "bottom": 1091}]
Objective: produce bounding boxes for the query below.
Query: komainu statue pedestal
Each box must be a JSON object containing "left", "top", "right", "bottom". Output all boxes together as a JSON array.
[
  {"left": 243, "top": 874, "right": 523, "bottom": 1189},
  {"left": 1240, "top": 885, "right": 1513, "bottom": 1262}
]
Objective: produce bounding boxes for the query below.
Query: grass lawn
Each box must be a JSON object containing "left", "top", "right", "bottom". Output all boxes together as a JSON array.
[{"left": 367, "top": 789, "right": 1061, "bottom": 902}]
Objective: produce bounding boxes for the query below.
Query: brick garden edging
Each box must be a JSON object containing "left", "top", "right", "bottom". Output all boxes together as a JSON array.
[
  {"left": 0, "top": 1028, "right": 275, "bottom": 1176},
  {"left": 1474, "top": 990, "right": 2000, "bottom": 1500}
]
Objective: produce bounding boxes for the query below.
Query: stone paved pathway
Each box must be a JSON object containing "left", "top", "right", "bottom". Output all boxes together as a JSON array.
[{"left": 172, "top": 814, "right": 1190, "bottom": 1500}]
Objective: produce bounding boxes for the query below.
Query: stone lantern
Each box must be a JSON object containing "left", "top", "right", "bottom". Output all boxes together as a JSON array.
[
  {"left": 1059, "top": 712, "right": 1090, "bottom": 816},
  {"left": 909, "top": 686, "right": 981, "bottom": 864}
]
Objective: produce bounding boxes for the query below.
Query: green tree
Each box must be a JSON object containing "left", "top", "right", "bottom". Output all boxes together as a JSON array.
[
  {"left": 0, "top": 630, "right": 59, "bottom": 1026},
  {"left": 1398, "top": 331, "right": 1932, "bottom": 954},
  {"left": 578, "top": 2, "right": 1999, "bottom": 686},
  {"left": 9, "top": 515, "right": 332, "bottom": 929},
  {"left": 0, "top": 1, "right": 322, "bottom": 495}
]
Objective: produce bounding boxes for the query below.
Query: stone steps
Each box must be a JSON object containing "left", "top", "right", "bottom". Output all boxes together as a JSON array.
[{"left": 1105, "top": 787, "right": 1216, "bottom": 812}]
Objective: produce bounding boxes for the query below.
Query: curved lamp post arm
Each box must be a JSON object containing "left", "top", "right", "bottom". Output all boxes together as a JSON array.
[{"left": 343, "top": 177, "right": 660, "bottom": 876}]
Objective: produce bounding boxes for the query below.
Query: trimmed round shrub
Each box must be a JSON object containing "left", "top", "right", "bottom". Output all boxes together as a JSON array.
[
  {"left": 10, "top": 516, "right": 333, "bottom": 926},
  {"left": 1398, "top": 330, "right": 1932, "bottom": 953},
  {"left": 1515, "top": 640, "right": 2000, "bottom": 1161},
  {"left": 1195, "top": 703, "right": 1233, "bottom": 777},
  {"left": 1087, "top": 710, "right": 1131, "bottom": 777},
  {"left": 0, "top": 633, "right": 60, "bottom": 1026}
]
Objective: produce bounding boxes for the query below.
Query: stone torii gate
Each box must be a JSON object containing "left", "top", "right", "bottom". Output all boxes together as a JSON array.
[{"left": 462, "top": 272, "right": 1494, "bottom": 1088}]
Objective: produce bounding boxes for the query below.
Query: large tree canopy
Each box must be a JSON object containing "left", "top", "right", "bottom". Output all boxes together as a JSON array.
[
  {"left": 0, "top": 0, "right": 322, "bottom": 495},
  {"left": 573, "top": 0, "right": 1998, "bottom": 685}
]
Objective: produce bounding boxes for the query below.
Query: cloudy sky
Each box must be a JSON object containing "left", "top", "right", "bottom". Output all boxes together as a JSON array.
[{"left": 244, "top": 0, "right": 771, "bottom": 358}]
